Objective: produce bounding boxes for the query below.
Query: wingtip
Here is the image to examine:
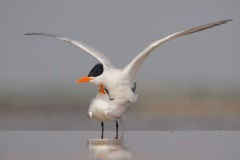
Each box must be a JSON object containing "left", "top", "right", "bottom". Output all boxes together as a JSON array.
[
  {"left": 223, "top": 19, "right": 233, "bottom": 23},
  {"left": 24, "top": 33, "right": 58, "bottom": 37},
  {"left": 211, "top": 19, "right": 232, "bottom": 26},
  {"left": 24, "top": 33, "right": 40, "bottom": 36},
  {"left": 214, "top": 19, "right": 233, "bottom": 26}
]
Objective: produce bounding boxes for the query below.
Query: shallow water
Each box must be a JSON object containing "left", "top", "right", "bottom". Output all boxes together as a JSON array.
[{"left": 1, "top": 131, "right": 240, "bottom": 160}]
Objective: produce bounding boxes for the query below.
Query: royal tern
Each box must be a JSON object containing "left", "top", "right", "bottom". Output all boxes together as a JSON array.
[
  {"left": 25, "top": 20, "right": 231, "bottom": 103},
  {"left": 89, "top": 83, "right": 136, "bottom": 139}
]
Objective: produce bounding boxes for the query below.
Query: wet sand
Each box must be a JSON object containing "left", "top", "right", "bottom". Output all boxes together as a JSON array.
[{"left": 1, "top": 131, "right": 240, "bottom": 159}]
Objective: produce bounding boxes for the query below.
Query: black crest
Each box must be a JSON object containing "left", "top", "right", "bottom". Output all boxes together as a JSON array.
[{"left": 88, "top": 63, "right": 104, "bottom": 77}]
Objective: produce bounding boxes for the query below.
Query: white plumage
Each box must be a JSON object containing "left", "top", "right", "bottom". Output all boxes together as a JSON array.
[{"left": 88, "top": 83, "right": 131, "bottom": 122}]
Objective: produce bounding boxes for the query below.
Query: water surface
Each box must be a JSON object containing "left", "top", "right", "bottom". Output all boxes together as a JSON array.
[{"left": 1, "top": 131, "right": 240, "bottom": 159}]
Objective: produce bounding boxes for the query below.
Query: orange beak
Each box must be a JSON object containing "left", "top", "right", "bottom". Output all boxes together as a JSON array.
[
  {"left": 76, "top": 76, "right": 93, "bottom": 83},
  {"left": 99, "top": 83, "right": 106, "bottom": 94}
]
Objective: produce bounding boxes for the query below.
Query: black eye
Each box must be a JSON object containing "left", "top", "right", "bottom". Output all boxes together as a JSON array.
[{"left": 88, "top": 63, "right": 104, "bottom": 77}]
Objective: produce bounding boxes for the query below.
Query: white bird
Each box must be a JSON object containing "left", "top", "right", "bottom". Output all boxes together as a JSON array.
[
  {"left": 88, "top": 83, "right": 135, "bottom": 139},
  {"left": 25, "top": 20, "right": 231, "bottom": 104}
]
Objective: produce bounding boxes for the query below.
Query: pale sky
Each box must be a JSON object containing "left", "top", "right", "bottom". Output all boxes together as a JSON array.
[{"left": 0, "top": 0, "right": 239, "bottom": 93}]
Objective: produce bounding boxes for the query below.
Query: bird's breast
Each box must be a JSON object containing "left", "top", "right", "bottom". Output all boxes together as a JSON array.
[{"left": 88, "top": 97, "right": 110, "bottom": 122}]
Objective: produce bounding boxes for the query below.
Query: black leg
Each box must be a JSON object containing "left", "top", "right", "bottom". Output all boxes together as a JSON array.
[
  {"left": 101, "top": 122, "right": 104, "bottom": 139},
  {"left": 115, "top": 120, "right": 119, "bottom": 139}
]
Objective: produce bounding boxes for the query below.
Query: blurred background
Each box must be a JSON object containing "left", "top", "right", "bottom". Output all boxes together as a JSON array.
[{"left": 0, "top": 0, "right": 239, "bottom": 131}]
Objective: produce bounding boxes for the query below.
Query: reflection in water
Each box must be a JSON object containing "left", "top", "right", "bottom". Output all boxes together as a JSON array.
[{"left": 88, "top": 139, "right": 133, "bottom": 159}]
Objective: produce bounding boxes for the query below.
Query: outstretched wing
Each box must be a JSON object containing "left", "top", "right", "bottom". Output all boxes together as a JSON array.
[
  {"left": 25, "top": 33, "right": 114, "bottom": 68},
  {"left": 123, "top": 19, "right": 232, "bottom": 80}
]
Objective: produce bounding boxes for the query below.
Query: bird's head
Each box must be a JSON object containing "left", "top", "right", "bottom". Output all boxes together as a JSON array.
[{"left": 76, "top": 63, "right": 104, "bottom": 85}]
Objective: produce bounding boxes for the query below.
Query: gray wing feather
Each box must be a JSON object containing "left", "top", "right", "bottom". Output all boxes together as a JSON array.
[
  {"left": 25, "top": 33, "right": 114, "bottom": 68},
  {"left": 123, "top": 19, "right": 232, "bottom": 80}
]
